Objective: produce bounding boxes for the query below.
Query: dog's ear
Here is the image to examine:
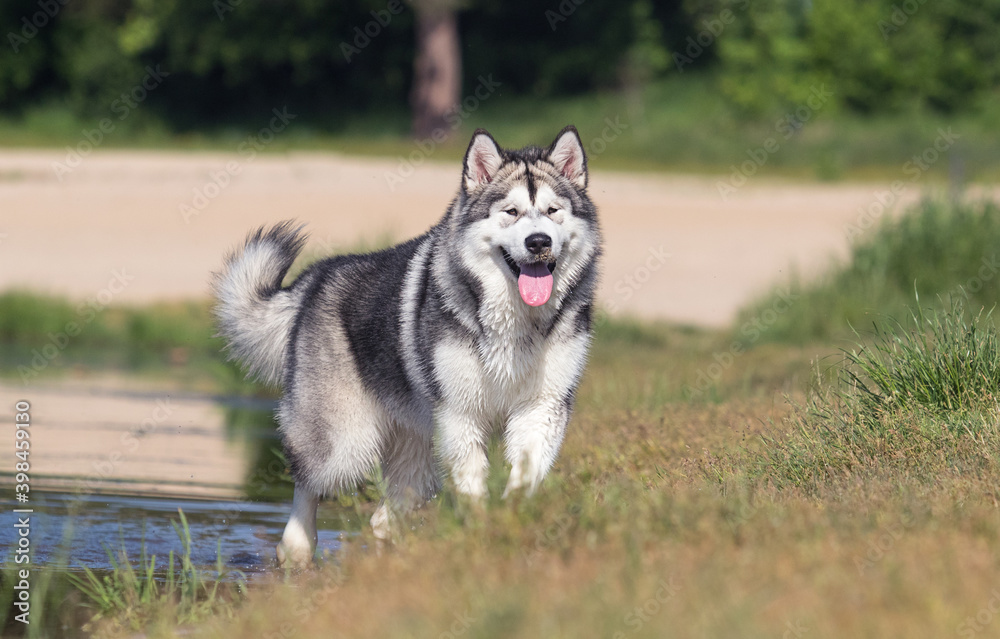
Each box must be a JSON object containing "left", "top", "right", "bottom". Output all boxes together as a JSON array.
[
  {"left": 547, "top": 125, "right": 587, "bottom": 189},
  {"left": 463, "top": 129, "right": 504, "bottom": 193}
]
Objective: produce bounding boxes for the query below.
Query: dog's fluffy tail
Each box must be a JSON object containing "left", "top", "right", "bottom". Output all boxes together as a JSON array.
[{"left": 213, "top": 221, "right": 308, "bottom": 386}]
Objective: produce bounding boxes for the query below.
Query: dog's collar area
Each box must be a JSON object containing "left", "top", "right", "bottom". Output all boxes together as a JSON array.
[{"left": 500, "top": 248, "right": 556, "bottom": 278}]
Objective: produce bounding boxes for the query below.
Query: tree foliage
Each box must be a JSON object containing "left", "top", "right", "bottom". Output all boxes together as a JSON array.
[
  {"left": 708, "top": 0, "right": 1000, "bottom": 114},
  {"left": 1, "top": 0, "right": 998, "bottom": 127}
]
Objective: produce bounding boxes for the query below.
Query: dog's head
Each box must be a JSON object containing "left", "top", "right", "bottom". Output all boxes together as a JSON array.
[{"left": 454, "top": 126, "right": 600, "bottom": 308}]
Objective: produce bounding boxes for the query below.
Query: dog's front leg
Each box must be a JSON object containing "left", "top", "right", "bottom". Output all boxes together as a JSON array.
[
  {"left": 502, "top": 331, "right": 589, "bottom": 496},
  {"left": 437, "top": 405, "right": 489, "bottom": 499},
  {"left": 432, "top": 339, "right": 490, "bottom": 498},
  {"left": 502, "top": 398, "right": 570, "bottom": 497}
]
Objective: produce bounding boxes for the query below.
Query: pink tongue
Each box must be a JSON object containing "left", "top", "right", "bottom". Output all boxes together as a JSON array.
[{"left": 517, "top": 262, "right": 553, "bottom": 306}]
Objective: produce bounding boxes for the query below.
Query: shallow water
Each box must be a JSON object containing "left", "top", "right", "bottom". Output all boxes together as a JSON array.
[
  {"left": 0, "top": 383, "right": 355, "bottom": 579},
  {"left": 0, "top": 491, "right": 349, "bottom": 577}
]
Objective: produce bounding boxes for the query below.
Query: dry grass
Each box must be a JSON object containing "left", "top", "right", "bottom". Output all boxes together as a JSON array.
[
  {"left": 14, "top": 198, "right": 1000, "bottom": 638},
  {"left": 182, "top": 404, "right": 1000, "bottom": 639},
  {"left": 71, "top": 318, "right": 991, "bottom": 639}
]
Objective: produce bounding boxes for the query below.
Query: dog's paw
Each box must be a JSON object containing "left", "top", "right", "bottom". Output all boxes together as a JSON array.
[
  {"left": 371, "top": 503, "right": 394, "bottom": 541},
  {"left": 276, "top": 540, "right": 314, "bottom": 570}
]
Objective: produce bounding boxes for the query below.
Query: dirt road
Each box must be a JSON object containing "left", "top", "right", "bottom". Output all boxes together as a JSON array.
[{"left": 0, "top": 149, "right": 964, "bottom": 326}]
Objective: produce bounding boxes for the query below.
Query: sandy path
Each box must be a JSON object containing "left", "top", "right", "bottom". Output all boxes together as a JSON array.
[{"left": 0, "top": 149, "right": 973, "bottom": 326}]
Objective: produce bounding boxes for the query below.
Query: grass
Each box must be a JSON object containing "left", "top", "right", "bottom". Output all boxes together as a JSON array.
[
  {"left": 199, "top": 291, "right": 1000, "bottom": 639},
  {"left": 68, "top": 510, "right": 245, "bottom": 637},
  {"left": 744, "top": 296, "right": 1000, "bottom": 491},
  {"left": 843, "top": 299, "right": 1000, "bottom": 415},
  {"left": 0, "top": 509, "right": 245, "bottom": 638},
  {"left": 0, "top": 503, "right": 87, "bottom": 638},
  {"left": 737, "top": 197, "right": 1000, "bottom": 344},
  {"left": 6, "top": 195, "right": 1000, "bottom": 636},
  {"left": 186, "top": 354, "right": 1000, "bottom": 639},
  {"left": 0, "top": 290, "right": 258, "bottom": 394},
  {"left": 1, "top": 76, "right": 999, "bottom": 181},
  {"left": 5, "top": 294, "right": 998, "bottom": 638}
]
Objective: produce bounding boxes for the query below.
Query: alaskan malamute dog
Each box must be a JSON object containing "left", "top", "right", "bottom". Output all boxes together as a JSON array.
[{"left": 214, "top": 126, "right": 601, "bottom": 566}]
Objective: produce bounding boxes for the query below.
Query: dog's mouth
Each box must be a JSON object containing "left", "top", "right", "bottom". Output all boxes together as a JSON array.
[{"left": 500, "top": 248, "right": 556, "bottom": 307}]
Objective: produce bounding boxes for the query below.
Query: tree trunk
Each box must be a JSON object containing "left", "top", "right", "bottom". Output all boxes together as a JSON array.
[{"left": 411, "top": 1, "right": 461, "bottom": 140}]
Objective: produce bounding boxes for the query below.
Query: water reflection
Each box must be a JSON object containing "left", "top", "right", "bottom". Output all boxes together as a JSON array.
[
  {"left": 0, "top": 491, "right": 350, "bottom": 577},
  {"left": 222, "top": 404, "right": 293, "bottom": 502},
  {"left": 0, "top": 399, "right": 361, "bottom": 578}
]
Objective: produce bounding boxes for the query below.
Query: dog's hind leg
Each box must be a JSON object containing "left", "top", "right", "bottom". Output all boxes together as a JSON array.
[
  {"left": 372, "top": 422, "right": 440, "bottom": 540},
  {"left": 276, "top": 485, "right": 318, "bottom": 568}
]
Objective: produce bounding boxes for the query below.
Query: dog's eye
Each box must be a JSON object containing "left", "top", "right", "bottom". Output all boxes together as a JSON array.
[
  {"left": 504, "top": 207, "right": 518, "bottom": 216},
  {"left": 547, "top": 207, "right": 560, "bottom": 215}
]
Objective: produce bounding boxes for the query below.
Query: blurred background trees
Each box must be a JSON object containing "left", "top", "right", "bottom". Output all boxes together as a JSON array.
[
  {"left": 712, "top": 0, "right": 1000, "bottom": 114},
  {"left": 1, "top": 0, "right": 999, "bottom": 133},
  {"left": 410, "top": 0, "right": 461, "bottom": 138}
]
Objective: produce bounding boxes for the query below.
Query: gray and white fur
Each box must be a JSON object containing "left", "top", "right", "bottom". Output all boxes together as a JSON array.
[{"left": 213, "top": 126, "right": 602, "bottom": 567}]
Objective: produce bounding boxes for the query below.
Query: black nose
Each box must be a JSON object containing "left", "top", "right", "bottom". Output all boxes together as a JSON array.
[{"left": 525, "top": 233, "right": 552, "bottom": 255}]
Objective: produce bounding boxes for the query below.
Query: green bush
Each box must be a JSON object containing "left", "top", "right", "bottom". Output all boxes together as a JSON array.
[
  {"left": 843, "top": 300, "right": 1000, "bottom": 415},
  {"left": 708, "top": 0, "right": 820, "bottom": 115},
  {"left": 752, "top": 299, "right": 1000, "bottom": 489},
  {"left": 0, "top": 292, "right": 258, "bottom": 391},
  {"left": 712, "top": 0, "right": 1000, "bottom": 115},
  {"left": 736, "top": 198, "right": 1000, "bottom": 343},
  {"left": 815, "top": 0, "right": 1000, "bottom": 113},
  {"left": 0, "top": 290, "right": 80, "bottom": 343},
  {"left": 0, "top": 0, "right": 685, "bottom": 125},
  {"left": 5, "top": 0, "right": 1000, "bottom": 123}
]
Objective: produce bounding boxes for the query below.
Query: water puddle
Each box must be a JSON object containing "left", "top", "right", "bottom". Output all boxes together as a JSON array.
[
  {"left": 0, "top": 381, "right": 359, "bottom": 579},
  {"left": 2, "top": 491, "right": 350, "bottom": 577}
]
